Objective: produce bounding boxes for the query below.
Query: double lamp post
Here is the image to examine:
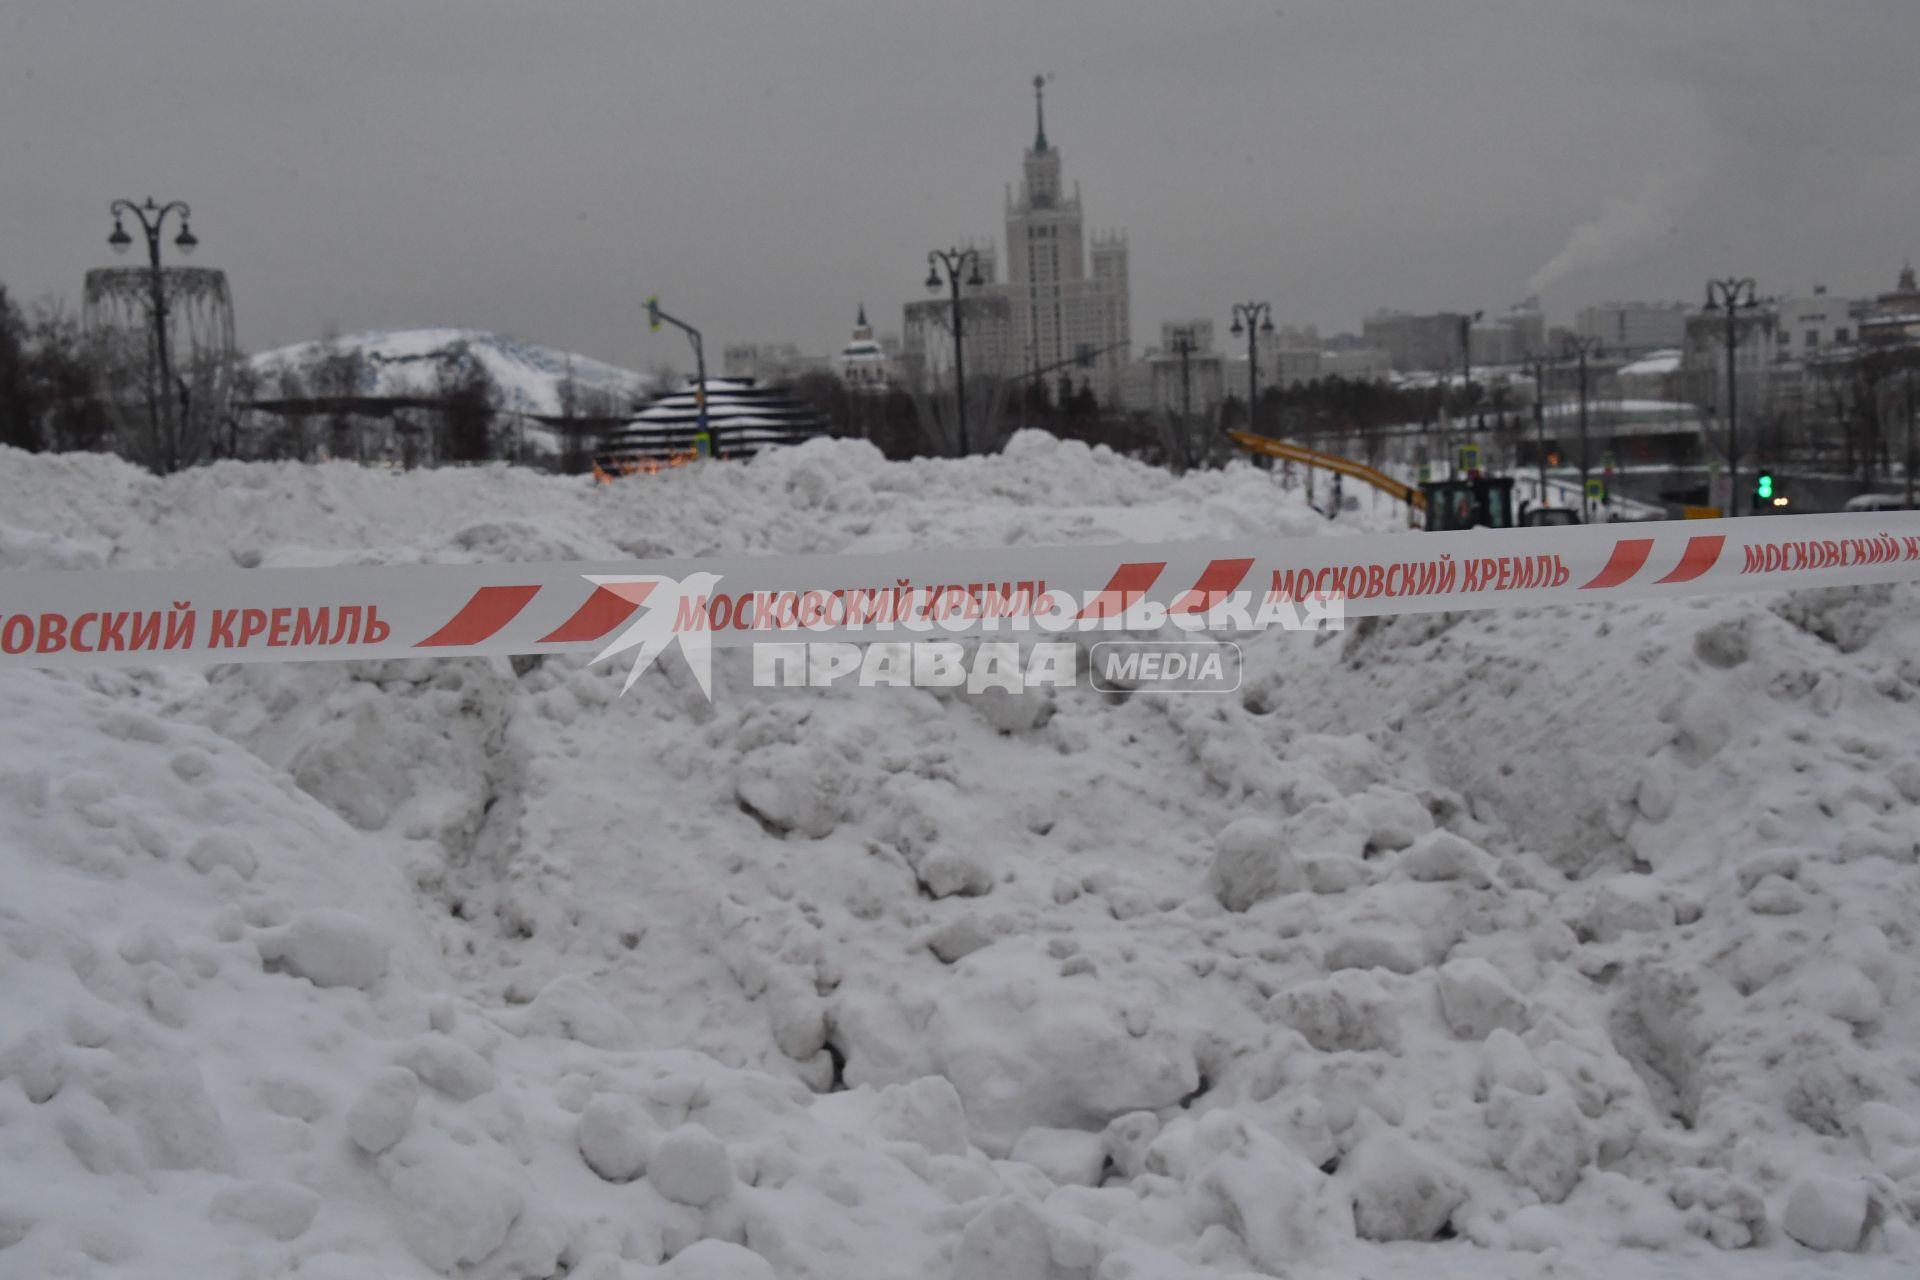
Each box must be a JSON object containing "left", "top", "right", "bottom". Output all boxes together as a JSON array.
[{"left": 107, "top": 197, "right": 199, "bottom": 473}]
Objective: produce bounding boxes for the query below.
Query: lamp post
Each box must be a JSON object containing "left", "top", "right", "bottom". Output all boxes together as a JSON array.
[
  {"left": 926, "top": 247, "right": 986, "bottom": 457},
  {"left": 1522, "top": 351, "right": 1551, "bottom": 506},
  {"left": 108, "top": 197, "right": 198, "bottom": 474},
  {"left": 1229, "top": 302, "right": 1274, "bottom": 437},
  {"left": 1168, "top": 325, "right": 1197, "bottom": 473},
  {"left": 1564, "top": 335, "right": 1603, "bottom": 520},
  {"left": 1455, "top": 310, "right": 1483, "bottom": 476},
  {"left": 645, "top": 296, "right": 711, "bottom": 457},
  {"left": 1706, "top": 277, "right": 1758, "bottom": 515}
]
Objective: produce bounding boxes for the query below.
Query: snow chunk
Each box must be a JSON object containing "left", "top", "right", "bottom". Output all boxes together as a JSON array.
[
  {"left": 659, "top": 1240, "right": 777, "bottom": 1280},
  {"left": 256, "top": 909, "right": 390, "bottom": 990},
  {"left": 649, "top": 1124, "right": 735, "bottom": 1206},
  {"left": 1399, "top": 830, "right": 1496, "bottom": 886},
  {"left": 1668, "top": 1167, "right": 1768, "bottom": 1250},
  {"left": 926, "top": 913, "right": 1001, "bottom": 963},
  {"left": 1477, "top": 1028, "right": 1546, "bottom": 1098},
  {"left": 185, "top": 832, "right": 256, "bottom": 880},
  {"left": 1342, "top": 1126, "right": 1466, "bottom": 1241},
  {"left": 1356, "top": 786, "right": 1434, "bottom": 852},
  {"left": 1188, "top": 1112, "right": 1351, "bottom": 1269},
  {"left": 384, "top": 1134, "right": 526, "bottom": 1271},
  {"left": 1101, "top": 1111, "right": 1161, "bottom": 1180},
  {"left": 918, "top": 850, "right": 995, "bottom": 899},
  {"left": 1781, "top": 1173, "right": 1869, "bottom": 1252},
  {"left": 1209, "top": 817, "right": 1302, "bottom": 911},
  {"left": 1435, "top": 957, "right": 1529, "bottom": 1040},
  {"left": 1270, "top": 971, "right": 1396, "bottom": 1052},
  {"left": 346, "top": 1067, "right": 419, "bottom": 1155},
  {"left": 207, "top": 1179, "right": 320, "bottom": 1242},
  {"left": 815, "top": 1076, "right": 972, "bottom": 1157},
  {"left": 1489, "top": 1087, "right": 1591, "bottom": 1204},
  {"left": 395, "top": 1033, "right": 495, "bottom": 1101},
  {"left": 518, "top": 973, "right": 639, "bottom": 1049},
  {"left": 953, "top": 1197, "right": 1093, "bottom": 1280},
  {"left": 1011, "top": 1126, "right": 1107, "bottom": 1187},
  {"left": 576, "top": 1094, "right": 658, "bottom": 1183}
]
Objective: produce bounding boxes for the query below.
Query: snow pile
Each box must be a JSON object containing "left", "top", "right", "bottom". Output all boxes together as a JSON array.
[{"left": 2, "top": 435, "right": 1919, "bottom": 1278}]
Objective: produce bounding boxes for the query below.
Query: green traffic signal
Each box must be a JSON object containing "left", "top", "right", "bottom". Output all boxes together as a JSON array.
[
  {"left": 1756, "top": 472, "right": 1774, "bottom": 500},
  {"left": 647, "top": 296, "right": 661, "bottom": 333}
]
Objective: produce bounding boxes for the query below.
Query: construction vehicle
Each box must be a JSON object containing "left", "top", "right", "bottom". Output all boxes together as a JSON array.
[
  {"left": 1232, "top": 430, "right": 1577, "bottom": 531},
  {"left": 1420, "top": 475, "right": 1517, "bottom": 531}
]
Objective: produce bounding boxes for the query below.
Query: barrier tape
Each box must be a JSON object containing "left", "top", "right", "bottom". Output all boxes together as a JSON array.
[{"left": 2, "top": 513, "right": 1918, "bottom": 672}]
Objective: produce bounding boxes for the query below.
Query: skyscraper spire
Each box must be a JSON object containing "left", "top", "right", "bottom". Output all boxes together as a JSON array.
[{"left": 1033, "top": 74, "right": 1048, "bottom": 152}]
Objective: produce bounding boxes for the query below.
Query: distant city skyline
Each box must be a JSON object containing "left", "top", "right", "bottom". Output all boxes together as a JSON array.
[{"left": 3, "top": 2, "right": 1916, "bottom": 374}]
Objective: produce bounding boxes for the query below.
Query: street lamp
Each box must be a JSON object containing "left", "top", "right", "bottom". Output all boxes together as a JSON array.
[
  {"left": 927, "top": 247, "right": 986, "bottom": 456},
  {"left": 1521, "top": 351, "right": 1552, "bottom": 507},
  {"left": 1229, "top": 301, "right": 1273, "bottom": 436},
  {"left": 108, "top": 196, "right": 197, "bottom": 473},
  {"left": 1706, "top": 276, "right": 1758, "bottom": 516},
  {"left": 1562, "top": 334, "right": 1603, "bottom": 520}
]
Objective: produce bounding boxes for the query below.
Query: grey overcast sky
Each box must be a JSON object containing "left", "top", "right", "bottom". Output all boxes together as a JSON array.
[{"left": 3, "top": 0, "right": 1917, "bottom": 370}]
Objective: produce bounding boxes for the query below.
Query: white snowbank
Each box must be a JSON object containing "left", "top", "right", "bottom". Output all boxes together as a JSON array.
[{"left": 2, "top": 435, "right": 1918, "bottom": 1277}]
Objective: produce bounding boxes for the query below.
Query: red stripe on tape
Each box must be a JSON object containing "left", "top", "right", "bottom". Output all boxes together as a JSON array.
[
  {"left": 1169, "top": 558, "right": 1256, "bottom": 615},
  {"left": 539, "top": 584, "right": 650, "bottom": 643},
  {"left": 1078, "top": 562, "right": 1165, "bottom": 620},
  {"left": 416, "top": 585, "right": 541, "bottom": 647},
  {"left": 1653, "top": 535, "right": 1725, "bottom": 585},
  {"left": 1580, "top": 538, "right": 1653, "bottom": 590}
]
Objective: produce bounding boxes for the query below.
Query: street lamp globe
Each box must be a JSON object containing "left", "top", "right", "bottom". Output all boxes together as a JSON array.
[
  {"left": 174, "top": 224, "right": 197, "bottom": 255},
  {"left": 1260, "top": 315, "right": 1275, "bottom": 334},
  {"left": 924, "top": 267, "right": 942, "bottom": 295},
  {"left": 1230, "top": 318, "right": 1244, "bottom": 337},
  {"left": 109, "top": 222, "right": 132, "bottom": 254},
  {"left": 966, "top": 263, "right": 983, "bottom": 288}
]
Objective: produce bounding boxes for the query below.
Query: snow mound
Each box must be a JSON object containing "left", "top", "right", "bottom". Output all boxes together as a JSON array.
[{"left": 3, "top": 437, "right": 1920, "bottom": 1277}]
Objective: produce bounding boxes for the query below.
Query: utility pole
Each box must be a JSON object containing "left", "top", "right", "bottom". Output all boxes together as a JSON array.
[
  {"left": 1456, "top": 309, "right": 1483, "bottom": 477},
  {"left": 1907, "top": 362, "right": 1915, "bottom": 511},
  {"left": 925, "top": 247, "right": 986, "bottom": 457},
  {"left": 1706, "top": 277, "right": 1758, "bottom": 516},
  {"left": 1565, "top": 335, "right": 1602, "bottom": 520},
  {"left": 1524, "top": 352, "right": 1550, "bottom": 506},
  {"left": 1170, "top": 326, "right": 1195, "bottom": 473}
]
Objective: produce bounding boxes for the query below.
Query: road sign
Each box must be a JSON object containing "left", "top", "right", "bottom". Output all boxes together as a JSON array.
[
  {"left": 1458, "top": 442, "right": 1480, "bottom": 475},
  {"left": 1418, "top": 462, "right": 1432, "bottom": 484},
  {"left": 1585, "top": 477, "right": 1606, "bottom": 502}
]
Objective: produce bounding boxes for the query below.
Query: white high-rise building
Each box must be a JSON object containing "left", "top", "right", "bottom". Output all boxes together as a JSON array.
[{"left": 1000, "top": 77, "right": 1131, "bottom": 404}]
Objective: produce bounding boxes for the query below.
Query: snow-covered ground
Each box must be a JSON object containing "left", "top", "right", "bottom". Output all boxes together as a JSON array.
[{"left": 2, "top": 435, "right": 1918, "bottom": 1279}]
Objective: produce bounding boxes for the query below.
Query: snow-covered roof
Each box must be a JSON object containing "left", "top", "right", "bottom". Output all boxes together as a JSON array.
[
  {"left": 1618, "top": 350, "right": 1682, "bottom": 377},
  {"left": 248, "top": 328, "right": 654, "bottom": 418}
]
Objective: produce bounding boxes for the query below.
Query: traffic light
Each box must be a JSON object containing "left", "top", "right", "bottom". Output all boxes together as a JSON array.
[
  {"left": 646, "top": 296, "right": 661, "bottom": 333},
  {"left": 1755, "top": 471, "right": 1774, "bottom": 502}
]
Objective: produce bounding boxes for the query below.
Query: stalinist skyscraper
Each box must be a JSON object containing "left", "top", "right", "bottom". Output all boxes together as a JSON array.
[
  {"left": 1000, "top": 76, "right": 1131, "bottom": 404},
  {"left": 900, "top": 78, "right": 1131, "bottom": 406}
]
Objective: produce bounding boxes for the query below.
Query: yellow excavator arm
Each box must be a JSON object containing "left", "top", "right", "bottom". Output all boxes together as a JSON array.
[{"left": 1229, "top": 430, "right": 1426, "bottom": 510}]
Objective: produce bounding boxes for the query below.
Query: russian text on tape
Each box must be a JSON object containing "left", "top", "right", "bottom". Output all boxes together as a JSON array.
[{"left": 2, "top": 513, "right": 1917, "bottom": 670}]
